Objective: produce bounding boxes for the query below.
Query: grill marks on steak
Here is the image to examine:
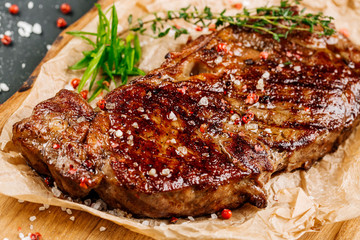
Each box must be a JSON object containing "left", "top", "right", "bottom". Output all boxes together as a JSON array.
[{"left": 12, "top": 25, "right": 360, "bottom": 218}]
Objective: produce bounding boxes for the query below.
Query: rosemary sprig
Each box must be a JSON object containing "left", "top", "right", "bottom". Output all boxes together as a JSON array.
[
  {"left": 127, "top": 0, "right": 335, "bottom": 41},
  {"left": 67, "top": 4, "right": 144, "bottom": 102}
]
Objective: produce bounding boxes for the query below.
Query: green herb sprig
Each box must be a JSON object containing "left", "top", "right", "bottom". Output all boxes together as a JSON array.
[
  {"left": 67, "top": 4, "right": 144, "bottom": 102},
  {"left": 127, "top": 0, "right": 335, "bottom": 41},
  {"left": 67, "top": 1, "right": 335, "bottom": 102}
]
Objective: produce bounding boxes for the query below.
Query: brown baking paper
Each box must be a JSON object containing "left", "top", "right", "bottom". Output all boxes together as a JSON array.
[{"left": 1, "top": 0, "right": 360, "bottom": 239}]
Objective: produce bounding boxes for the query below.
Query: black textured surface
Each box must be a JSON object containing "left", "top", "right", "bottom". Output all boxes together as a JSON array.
[{"left": 0, "top": 0, "right": 97, "bottom": 104}]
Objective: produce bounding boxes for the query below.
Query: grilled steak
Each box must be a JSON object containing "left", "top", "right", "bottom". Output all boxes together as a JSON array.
[{"left": 12, "top": 24, "right": 360, "bottom": 218}]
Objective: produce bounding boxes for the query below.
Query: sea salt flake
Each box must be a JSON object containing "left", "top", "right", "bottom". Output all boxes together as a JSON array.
[
  {"left": 168, "top": 111, "right": 177, "bottom": 121},
  {"left": 99, "top": 226, "right": 107, "bottom": 232},
  {"left": 39, "top": 206, "right": 45, "bottom": 211},
  {"left": 148, "top": 168, "right": 157, "bottom": 176},
  {"left": 29, "top": 216, "right": 36, "bottom": 222},
  {"left": 161, "top": 168, "right": 170, "bottom": 176},
  {"left": 0, "top": 83, "right": 9, "bottom": 92},
  {"left": 32, "top": 23, "right": 42, "bottom": 35},
  {"left": 188, "top": 216, "right": 195, "bottom": 221},
  {"left": 262, "top": 71, "right": 270, "bottom": 79},
  {"left": 214, "top": 56, "right": 223, "bottom": 65},
  {"left": 176, "top": 146, "right": 188, "bottom": 156},
  {"left": 70, "top": 216, "right": 75, "bottom": 221},
  {"left": 256, "top": 79, "right": 264, "bottom": 90},
  {"left": 51, "top": 187, "right": 61, "bottom": 197},
  {"left": 115, "top": 130, "right": 123, "bottom": 138},
  {"left": 28, "top": 1, "right": 34, "bottom": 9},
  {"left": 66, "top": 209, "right": 72, "bottom": 215},
  {"left": 132, "top": 122, "right": 139, "bottom": 128},
  {"left": 198, "top": 97, "right": 209, "bottom": 106},
  {"left": 211, "top": 213, "right": 218, "bottom": 219}
]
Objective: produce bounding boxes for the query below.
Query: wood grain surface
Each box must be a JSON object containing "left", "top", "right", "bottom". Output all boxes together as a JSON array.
[{"left": 0, "top": 0, "right": 359, "bottom": 239}]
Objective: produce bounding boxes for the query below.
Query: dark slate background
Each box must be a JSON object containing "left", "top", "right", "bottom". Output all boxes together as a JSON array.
[{"left": 0, "top": 0, "right": 97, "bottom": 104}]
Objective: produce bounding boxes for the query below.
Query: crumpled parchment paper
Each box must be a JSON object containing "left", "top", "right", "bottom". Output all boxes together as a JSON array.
[{"left": 1, "top": 0, "right": 360, "bottom": 239}]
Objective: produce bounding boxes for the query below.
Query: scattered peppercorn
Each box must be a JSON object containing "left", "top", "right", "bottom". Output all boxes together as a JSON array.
[
  {"left": 30, "top": 232, "right": 42, "bottom": 240},
  {"left": 97, "top": 99, "right": 106, "bottom": 110},
  {"left": 79, "top": 177, "right": 89, "bottom": 189},
  {"left": 170, "top": 216, "right": 178, "bottom": 224},
  {"left": 242, "top": 112, "right": 254, "bottom": 124},
  {"left": 1, "top": 35, "right": 12, "bottom": 46},
  {"left": 259, "top": 51, "right": 269, "bottom": 60},
  {"left": 52, "top": 143, "right": 60, "bottom": 149},
  {"left": 195, "top": 26, "right": 203, "bottom": 31},
  {"left": 81, "top": 90, "right": 88, "bottom": 99},
  {"left": 244, "top": 59, "right": 254, "bottom": 65},
  {"left": 221, "top": 209, "right": 232, "bottom": 219},
  {"left": 60, "top": 3, "right": 72, "bottom": 14},
  {"left": 57, "top": 17, "right": 67, "bottom": 28},
  {"left": 71, "top": 78, "right": 80, "bottom": 89},
  {"left": 217, "top": 43, "right": 227, "bottom": 53},
  {"left": 233, "top": 3, "right": 243, "bottom": 9},
  {"left": 245, "top": 93, "right": 259, "bottom": 104},
  {"left": 261, "top": 95, "right": 270, "bottom": 103},
  {"left": 339, "top": 28, "right": 350, "bottom": 38},
  {"left": 208, "top": 23, "right": 216, "bottom": 31},
  {"left": 9, "top": 4, "right": 19, "bottom": 15}
]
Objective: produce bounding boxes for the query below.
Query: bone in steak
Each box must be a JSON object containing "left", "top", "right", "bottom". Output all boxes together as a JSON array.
[{"left": 12, "top": 25, "right": 360, "bottom": 218}]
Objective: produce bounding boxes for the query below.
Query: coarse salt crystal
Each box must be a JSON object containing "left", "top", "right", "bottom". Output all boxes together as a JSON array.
[
  {"left": 21, "top": 63, "right": 26, "bottom": 69},
  {"left": 39, "top": 206, "right": 45, "bottom": 211},
  {"left": 148, "top": 168, "right": 157, "bottom": 176},
  {"left": 161, "top": 168, "right": 170, "bottom": 176},
  {"left": 349, "top": 62, "right": 355, "bottom": 69},
  {"left": 170, "top": 138, "right": 176, "bottom": 144},
  {"left": 279, "top": 63, "right": 284, "bottom": 67},
  {"left": 188, "top": 216, "right": 195, "bottom": 221},
  {"left": 61, "top": 207, "right": 66, "bottom": 211},
  {"left": 234, "top": 80, "right": 240, "bottom": 85},
  {"left": 115, "top": 130, "right": 123, "bottom": 138},
  {"left": 168, "top": 111, "right": 177, "bottom": 121},
  {"left": 214, "top": 56, "right": 222, "bottom": 65},
  {"left": 211, "top": 213, "right": 218, "bottom": 219},
  {"left": 84, "top": 199, "right": 91, "bottom": 206},
  {"left": 46, "top": 44, "right": 52, "bottom": 50},
  {"left": 294, "top": 66, "right": 301, "bottom": 72},
  {"left": 127, "top": 135, "right": 134, "bottom": 146},
  {"left": 70, "top": 216, "right": 75, "bottom": 221},
  {"left": 32, "top": 23, "right": 42, "bottom": 35},
  {"left": 28, "top": 1, "right": 34, "bottom": 9},
  {"left": 19, "top": 233, "right": 24, "bottom": 238},
  {"left": 29, "top": 216, "right": 36, "bottom": 222},
  {"left": 30, "top": 225, "right": 33, "bottom": 230},
  {"left": 66, "top": 209, "right": 72, "bottom": 215},
  {"left": 18, "top": 199, "right": 25, "bottom": 203},
  {"left": 176, "top": 146, "right": 188, "bottom": 156},
  {"left": 5, "top": 2, "right": 11, "bottom": 8},
  {"left": 137, "top": 107, "right": 144, "bottom": 112},
  {"left": 141, "top": 114, "right": 150, "bottom": 120},
  {"left": 17, "top": 21, "right": 33, "bottom": 38},
  {"left": 233, "top": 48, "right": 242, "bottom": 56},
  {"left": 0, "top": 83, "right": 9, "bottom": 92},
  {"left": 51, "top": 187, "right": 61, "bottom": 197},
  {"left": 4, "top": 30, "right": 12, "bottom": 36},
  {"left": 262, "top": 71, "right": 270, "bottom": 79},
  {"left": 264, "top": 128, "right": 272, "bottom": 133},
  {"left": 256, "top": 79, "right": 264, "bottom": 90},
  {"left": 142, "top": 220, "right": 149, "bottom": 226},
  {"left": 4, "top": 238, "right": 9, "bottom": 240},
  {"left": 230, "top": 114, "right": 240, "bottom": 121},
  {"left": 44, "top": 204, "right": 50, "bottom": 209},
  {"left": 132, "top": 122, "right": 139, "bottom": 128},
  {"left": 99, "top": 226, "right": 107, "bottom": 232},
  {"left": 198, "top": 97, "right": 209, "bottom": 106}
]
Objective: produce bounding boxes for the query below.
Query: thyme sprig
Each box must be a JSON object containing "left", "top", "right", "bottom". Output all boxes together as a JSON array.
[
  {"left": 127, "top": 0, "right": 335, "bottom": 41},
  {"left": 67, "top": 4, "right": 144, "bottom": 102}
]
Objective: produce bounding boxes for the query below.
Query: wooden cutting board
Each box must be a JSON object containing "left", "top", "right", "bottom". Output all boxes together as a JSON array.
[{"left": 0, "top": 0, "right": 359, "bottom": 239}]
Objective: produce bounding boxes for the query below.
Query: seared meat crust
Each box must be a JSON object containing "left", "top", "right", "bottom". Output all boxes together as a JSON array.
[{"left": 12, "top": 25, "right": 360, "bottom": 218}]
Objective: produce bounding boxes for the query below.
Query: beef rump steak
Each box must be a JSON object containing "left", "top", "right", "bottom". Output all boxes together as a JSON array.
[{"left": 12, "top": 25, "right": 360, "bottom": 218}]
